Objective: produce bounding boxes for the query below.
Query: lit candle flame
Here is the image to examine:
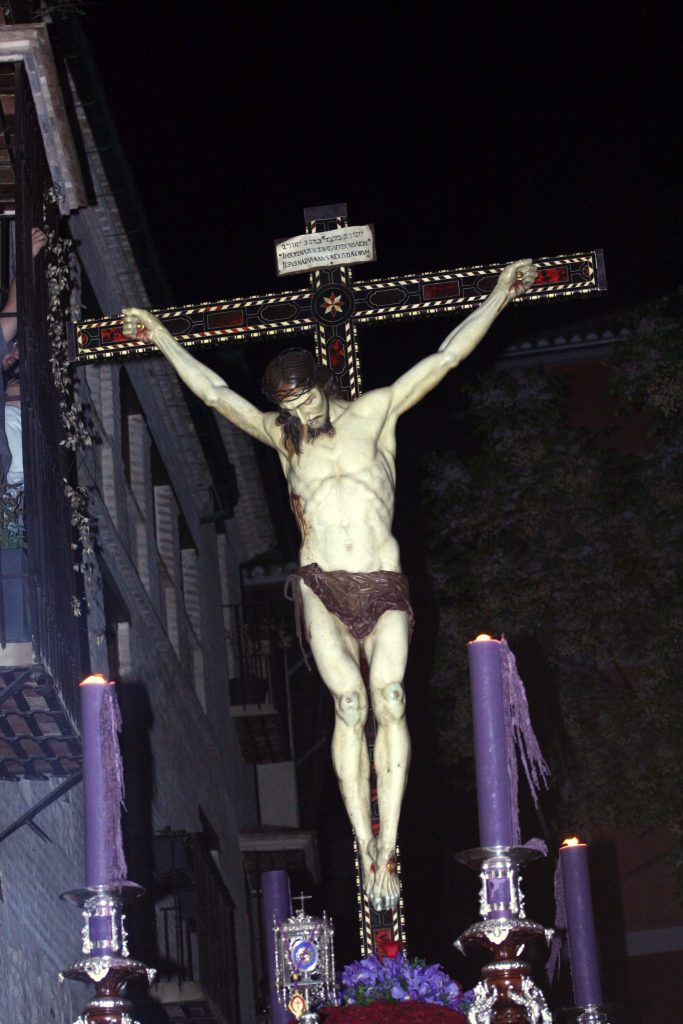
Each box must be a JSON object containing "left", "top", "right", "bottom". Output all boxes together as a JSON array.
[
  {"left": 561, "top": 836, "right": 585, "bottom": 848},
  {"left": 471, "top": 634, "right": 500, "bottom": 643},
  {"left": 80, "top": 674, "right": 110, "bottom": 687}
]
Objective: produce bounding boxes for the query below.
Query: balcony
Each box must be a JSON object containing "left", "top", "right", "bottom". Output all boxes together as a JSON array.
[
  {"left": 1, "top": 62, "right": 86, "bottom": 779},
  {"left": 151, "top": 832, "right": 241, "bottom": 1024},
  {"left": 226, "top": 601, "right": 291, "bottom": 763},
  {"left": 227, "top": 585, "right": 333, "bottom": 828}
]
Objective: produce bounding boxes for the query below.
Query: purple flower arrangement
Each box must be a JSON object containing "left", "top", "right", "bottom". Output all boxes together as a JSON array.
[{"left": 340, "top": 953, "right": 472, "bottom": 1013}]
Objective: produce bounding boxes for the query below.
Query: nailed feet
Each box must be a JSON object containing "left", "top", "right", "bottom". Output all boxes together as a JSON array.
[{"left": 364, "top": 837, "right": 401, "bottom": 911}]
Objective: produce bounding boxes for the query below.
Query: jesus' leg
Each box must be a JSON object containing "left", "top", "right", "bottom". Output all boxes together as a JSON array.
[
  {"left": 300, "top": 584, "right": 376, "bottom": 893},
  {"left": 364, "top": 609, "right": 411, "bottom": 910}
]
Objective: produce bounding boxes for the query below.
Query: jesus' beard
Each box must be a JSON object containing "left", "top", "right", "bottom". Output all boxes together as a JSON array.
[
  {"left": 277, "top": 411, "right": 335, "bottom": 457},
  {"left": 305, "top": 418, "right": 335, "bottom": 443}
]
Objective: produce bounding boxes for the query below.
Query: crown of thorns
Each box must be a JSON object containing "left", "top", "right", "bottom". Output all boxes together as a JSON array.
[{"left": 261, "top": 347, "right": 319, "bottom": 404}]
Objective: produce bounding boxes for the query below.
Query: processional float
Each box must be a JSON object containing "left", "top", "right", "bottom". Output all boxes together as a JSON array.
[
  {"left": 69, "top": 203, "right": 606, "bottom": 959},
  {"left": 62, "top": 208, "right": 611, "bottom": 1023}
]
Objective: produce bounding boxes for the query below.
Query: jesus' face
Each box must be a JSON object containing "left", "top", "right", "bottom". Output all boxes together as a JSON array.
[{"left": 279, "top": 386, "right": 332, "bottom": 440}]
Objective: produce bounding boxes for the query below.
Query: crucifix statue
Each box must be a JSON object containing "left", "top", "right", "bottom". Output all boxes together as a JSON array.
[
  {"left": 77, "top": 205, "right": 605, "bottom": 936},
  {"left": 122, "top": 261, "right": 540, "bottom": 914}
]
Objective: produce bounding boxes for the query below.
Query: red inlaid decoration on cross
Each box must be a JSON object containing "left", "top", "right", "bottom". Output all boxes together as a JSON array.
[
  {"left": 328, "top": 338, "right": 345, "bottom": 370},
  {"left": 207, "top": 309, "right": 246, "bottom": 329},
  {"left": 373, "top": 928, "right": 394, "bottom": 959},
  {"left": 421, "top": 280, "right": 462, "bottom": 301},
  {"left": 534, "top": 267, "right": 569, "bottom": 285},
  {"left": 102, "top": 326, "right": 126, "bottom": 344}
]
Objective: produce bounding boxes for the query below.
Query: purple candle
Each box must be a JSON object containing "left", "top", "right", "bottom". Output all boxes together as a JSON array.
[
  {"left": 80, "top": 675, "right": 127, "bottom": 888},
  {"left": 468, "top": 635, "right": 514, "bottom": 848},
  {"left": 262, "top": 869, "right": 291, "bottom": 1024},
  {"left": 560, "top": 838, "right": 603, "bottom": 1007}
]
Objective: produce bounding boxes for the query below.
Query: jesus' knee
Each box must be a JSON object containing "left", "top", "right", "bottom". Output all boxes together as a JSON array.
[
  {"left": 373, "top": 681, "right": 406, "bottom": 726},
  {"left": 336, "top": 689, "right": 368, "bottom": 730}
]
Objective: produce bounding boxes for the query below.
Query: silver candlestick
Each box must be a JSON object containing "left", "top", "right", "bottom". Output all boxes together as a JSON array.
[
  {"left": 455, "top": 846, "right": 554, "bottom": 1024},
  {"left": 561, "top": 1004, "right": 616, "bottom": 1024},
  {"left": 60, "top": 881, "right": 156, "bottom": 1024},
  {"left": 577, "top": 1008, "right": 608, "bottom": 1024}
]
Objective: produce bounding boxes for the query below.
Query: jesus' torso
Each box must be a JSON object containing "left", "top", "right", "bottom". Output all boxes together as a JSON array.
[{"left": 271, "top": 392, "right": 401, "bottom": 573}]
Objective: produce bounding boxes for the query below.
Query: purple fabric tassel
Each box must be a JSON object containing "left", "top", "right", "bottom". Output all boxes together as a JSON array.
[
  {"left": 547, "top": 854, "right": 566, "bottom": 981},
  {"left": 100, "top": 684, "right": 128, "bottom": 882},
  {"left": 500, "top": 638, "right": 550, "bottom": 848}
]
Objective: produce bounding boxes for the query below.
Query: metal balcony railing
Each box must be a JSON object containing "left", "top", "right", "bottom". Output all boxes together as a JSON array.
[
  {"left": 153, "top": 832, "right": 240, "bottom": 1024},
  {"left": 1, "top": 66, "right": 85, "bottom": 779},
  {"left": 225, "top": 601, "right": 283, "bottom": 707},
  {"left": 224, "top": 601, "right": 293, "bottom": 762}
]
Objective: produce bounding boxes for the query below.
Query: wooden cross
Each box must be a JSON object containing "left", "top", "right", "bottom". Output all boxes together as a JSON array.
[
  {"left": 71, "top": 202, "right": 606, "bottom": 405},
  {"left": 71, "top": 206, "right": 605, "bottom": 956}
]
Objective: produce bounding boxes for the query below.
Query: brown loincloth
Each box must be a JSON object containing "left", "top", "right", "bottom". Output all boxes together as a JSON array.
[{"left": 294, "top": 562, "right": 415, "bottom": 642}]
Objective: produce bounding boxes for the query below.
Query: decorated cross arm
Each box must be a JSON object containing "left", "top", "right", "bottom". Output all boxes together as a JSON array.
[{"left": 69, "top": 249, "right": 606, "bottom": 365}]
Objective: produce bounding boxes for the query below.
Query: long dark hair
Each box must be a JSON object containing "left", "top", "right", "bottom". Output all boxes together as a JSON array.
[{"left": 263, "top": 348, "right": 338, "bottom": 456}]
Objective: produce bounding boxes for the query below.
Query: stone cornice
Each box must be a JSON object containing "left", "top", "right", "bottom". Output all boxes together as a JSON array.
[{"left": 498, "top": 324, "right": 628, "bottom": 368}]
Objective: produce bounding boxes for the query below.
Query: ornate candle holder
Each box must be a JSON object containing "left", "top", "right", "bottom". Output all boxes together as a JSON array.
[
  {"left": 60, "top": 881, "right": 156, "bottom": 1024},
  {"left": 454, "top": 846, "right": 553, "bottom": 1024},
  {"left": 274, "top": 899, "right": 337, "bottom": 1021},
  {"left": 561, "top": 1005, "right": 614, "bottom": 1024}
]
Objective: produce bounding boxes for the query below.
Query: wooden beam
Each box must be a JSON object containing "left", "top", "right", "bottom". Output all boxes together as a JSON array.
[{"left": 0, "top": 24, "right": 86, "bottom": 212}]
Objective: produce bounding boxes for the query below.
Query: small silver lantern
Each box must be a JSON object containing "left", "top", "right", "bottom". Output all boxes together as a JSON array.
[{"left": 274, "top": 895, "right": 337, "bottom": 1020}]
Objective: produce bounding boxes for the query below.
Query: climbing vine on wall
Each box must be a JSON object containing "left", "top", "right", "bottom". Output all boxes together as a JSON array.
[{"left": 43, "top": 184, "right": 94, "bottom": 611}]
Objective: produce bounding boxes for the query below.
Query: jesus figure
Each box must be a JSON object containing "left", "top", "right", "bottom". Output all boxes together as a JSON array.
[{"left": 122, "top": 257, "right": 537, "bottom": 910}]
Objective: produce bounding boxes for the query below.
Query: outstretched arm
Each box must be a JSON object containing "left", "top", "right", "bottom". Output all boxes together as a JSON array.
[
  {"left": 386, "top": 259, "right": 537, "bottom": 417},
  {"left": 121, "top": 308, "right": 276, "bottom": 446}
]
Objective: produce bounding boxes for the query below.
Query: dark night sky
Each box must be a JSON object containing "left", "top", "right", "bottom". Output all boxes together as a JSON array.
[
  {"left": 80, "top": 3, "right": 680, "bottom": 973},
  {"left": 82, "top": 5, "right": 679, "bottom": 324}
]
